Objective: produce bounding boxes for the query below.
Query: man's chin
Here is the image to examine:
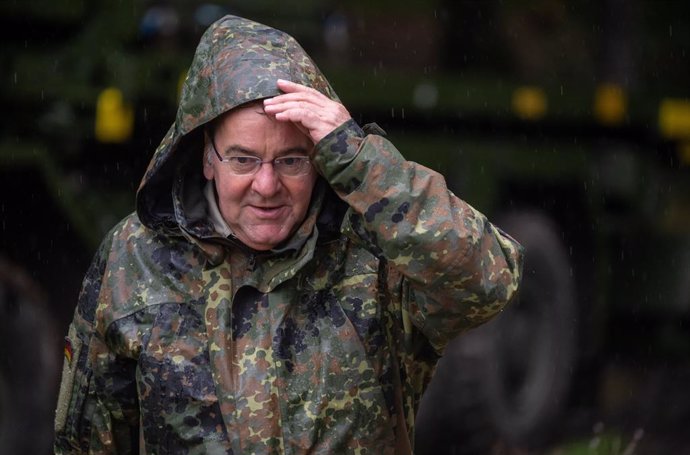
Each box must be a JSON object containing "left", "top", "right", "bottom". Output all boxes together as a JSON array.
[{"left": 237, "top": 227, "right": 290, "bottom": 251}]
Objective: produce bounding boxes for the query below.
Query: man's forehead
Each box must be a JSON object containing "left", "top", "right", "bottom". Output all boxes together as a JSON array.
[
  {"left": 212, "top": 102, "right": 274, "bottom": 136},
  {"left": 212, "top": 101, "right": 312, "bottom": 152}
]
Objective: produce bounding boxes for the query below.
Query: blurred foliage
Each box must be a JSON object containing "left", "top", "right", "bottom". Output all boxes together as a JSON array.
[{"left": 550, "top": 426, "right": 644, "bottom": 455}]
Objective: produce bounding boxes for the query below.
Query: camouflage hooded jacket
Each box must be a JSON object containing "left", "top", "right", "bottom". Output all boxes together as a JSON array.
[{"left": 55, "top": 15, "right": 523, "bottom": 455}]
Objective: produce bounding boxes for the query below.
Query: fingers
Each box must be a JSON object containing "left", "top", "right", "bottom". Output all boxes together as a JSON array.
[
  {"left": 263, "top": 79, "right": 351, "bottom": 144},
  {"left": 275, "top": 78, "right": 323, "bottom": 96},
  {"left": 263, "top": 80, "right": 329, "bottom": 109},
  {"left": 264, "top": 100, "right": 321, "bottom": 114}
]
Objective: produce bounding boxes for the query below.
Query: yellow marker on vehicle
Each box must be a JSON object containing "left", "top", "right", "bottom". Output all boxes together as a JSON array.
[
  {"left": 594, "top": 83, "right": 626, "bottom": 126},
  {"left": 512, "top": 86, "right": 547, "bottom": 120},
  {"left": 95, "top": 87, "right": 134, "bottom": 143},
  {"left": 659, "top": 98, "right": 690, "bottom": 140}
]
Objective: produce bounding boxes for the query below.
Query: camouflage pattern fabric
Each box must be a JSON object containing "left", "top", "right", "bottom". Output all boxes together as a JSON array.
[{"left": 54, "top": 15, "right": 523, "bottom": 455}]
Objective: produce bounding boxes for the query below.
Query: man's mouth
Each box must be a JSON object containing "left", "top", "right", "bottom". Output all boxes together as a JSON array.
[{"left": 248, "top": 205, "right": 287, "bottom": 219}]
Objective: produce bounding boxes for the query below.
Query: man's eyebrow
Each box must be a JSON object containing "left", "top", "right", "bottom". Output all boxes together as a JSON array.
[
  {"left": 222, "top": 145, "right": 310, "bottom": 156},
  {"left": 223, "top": 145, "right": 256, "bottom": 156},
  {"left": 280, "top": 146, "right": 310, "bottom": 156}
]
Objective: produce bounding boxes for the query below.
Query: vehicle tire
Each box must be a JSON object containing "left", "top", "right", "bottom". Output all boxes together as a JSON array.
[
  {"left": 415, "top": 210, "right": 577, "bottom": 453},
  {"left": 0, "top": 256, "right": 62, "bottom": 455},
  {"left": 415, "top": 332, "right": 498, "bottom": 455},
  {"left": 482, "top": 210, "right": 577, "bottom": 446}
]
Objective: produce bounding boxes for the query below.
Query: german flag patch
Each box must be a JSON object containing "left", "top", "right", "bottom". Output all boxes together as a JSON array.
[{"left": 64, "top": 337, "right": 73, "bottom": 366}]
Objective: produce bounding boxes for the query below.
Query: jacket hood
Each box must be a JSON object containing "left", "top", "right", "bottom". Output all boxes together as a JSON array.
[{"left": 134, "top": 15, "right": 340, "bottom": 254}]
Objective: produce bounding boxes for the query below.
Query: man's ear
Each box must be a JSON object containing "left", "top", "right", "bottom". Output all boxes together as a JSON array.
[{"left": 203, "top": 152, "right": 214, "bottom": 181}]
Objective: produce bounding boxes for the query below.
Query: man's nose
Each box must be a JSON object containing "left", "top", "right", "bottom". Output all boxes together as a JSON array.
[{"left": 250, "top": 162, "right": 281, "bottom": 196}]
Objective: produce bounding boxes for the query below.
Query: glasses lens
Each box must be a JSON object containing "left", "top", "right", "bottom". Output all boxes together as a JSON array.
[
  {"left": 222, "top": 156, "right": 311, "bottom": 176},
  {"left": 227, "top": 156, "right": 260, "bottom": 174},
  {"left": 275, "top": 157, "right": 311, "bottom": 176}
]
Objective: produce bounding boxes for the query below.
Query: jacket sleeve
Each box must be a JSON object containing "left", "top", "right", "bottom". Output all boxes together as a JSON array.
[
  {"left": 54, "top": 233, "right": 139, "bottom": 454},
  {"left": 313, "top": 120, "right": 523, "bottom": 351}
]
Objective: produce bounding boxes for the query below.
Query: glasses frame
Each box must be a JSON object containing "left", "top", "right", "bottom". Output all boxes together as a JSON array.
[{"left": 208, "top": 132, "right": 312, "bottom": 177}]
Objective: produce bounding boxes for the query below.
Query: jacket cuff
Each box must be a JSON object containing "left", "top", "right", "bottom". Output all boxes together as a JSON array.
[{"left": 312, "top": 119, "right": 365, "bottom": 180}]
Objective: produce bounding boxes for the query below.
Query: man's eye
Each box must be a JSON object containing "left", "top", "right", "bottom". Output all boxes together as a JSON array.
[
  {"left": 281, "top": 157, "right": 299, "bottom": 166},
  {"left": 279, "top": 157, "right": 308, "bottom": 167},
  {"left": 233, "top": 156, "right": 255, "bottom": 164}
]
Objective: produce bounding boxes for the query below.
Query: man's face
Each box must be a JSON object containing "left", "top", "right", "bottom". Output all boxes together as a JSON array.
[{"left": 203, "top": 102, "right": 317, "bottom": 251}]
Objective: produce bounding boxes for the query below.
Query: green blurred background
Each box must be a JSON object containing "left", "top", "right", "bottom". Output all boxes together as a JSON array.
[{"left": 1, "top": 1, "right": 689, "bottom": 453}]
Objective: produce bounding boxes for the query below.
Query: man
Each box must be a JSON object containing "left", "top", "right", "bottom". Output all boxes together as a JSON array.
[{"left": 54, "top": 15, "right": 522, "bottom": 454}]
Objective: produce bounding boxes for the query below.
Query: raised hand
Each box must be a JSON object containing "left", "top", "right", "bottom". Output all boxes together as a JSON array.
[{"left": 263, "top": 79, "right": 352, "bottom": 145}]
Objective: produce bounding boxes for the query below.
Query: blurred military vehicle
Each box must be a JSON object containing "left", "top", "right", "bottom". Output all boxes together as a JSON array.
[
  {"left": 1, "top": 1, "right": 191, "bottom": 451},
  {"left": 2, "top": 0, "right": 689, "bottom": 453}
]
